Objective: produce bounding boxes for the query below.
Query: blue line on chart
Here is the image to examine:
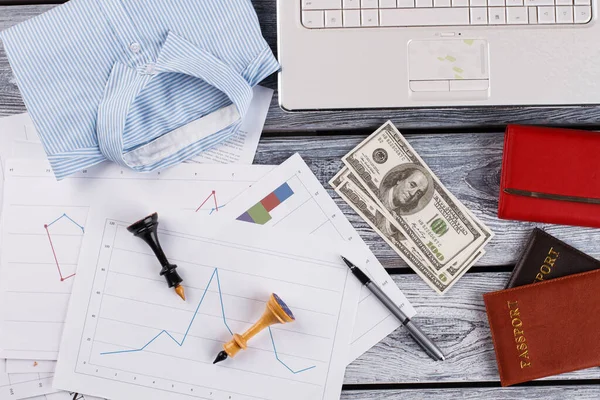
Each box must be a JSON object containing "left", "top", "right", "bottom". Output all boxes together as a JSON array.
[
  {"left": 46, "top": 213, "right": 85, "bottom": 232},
  {"left": 205, "top": 203, "right": 226, "bottom": 215},
  {"left": 268, "top": 327, "right": 316, "bottom": 374},
  {"left": 100, "top": 268, "right": 316, "bottom": 374}
]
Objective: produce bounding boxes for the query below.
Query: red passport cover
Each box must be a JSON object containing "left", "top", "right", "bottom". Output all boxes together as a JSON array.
[
  {"left": 498, "top": 125, "right": 600, "bottom": 228},
  {"left": 484, "top": 269, "right": 600, "bottom": 386}
]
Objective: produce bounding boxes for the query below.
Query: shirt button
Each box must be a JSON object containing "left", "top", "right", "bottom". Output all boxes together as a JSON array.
[
  {"left": 145, "top": 63, "right": 156, "bottom": 75},
  {"left": 129, "top": 42, "right": 141, "bottom": 53}
]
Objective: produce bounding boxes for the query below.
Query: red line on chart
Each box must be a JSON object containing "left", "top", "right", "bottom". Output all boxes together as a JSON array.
[
  {"left": 195, "top": 190, "right": 222, "bottom": 214},
  {"left": 44, "top": 225, "right": 75, "bottom": 282},
  {"left": 44, "top": 213, "right": 85, "bottom": 282}
]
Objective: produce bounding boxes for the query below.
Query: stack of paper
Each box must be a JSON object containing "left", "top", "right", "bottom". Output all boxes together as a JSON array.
[{"left": 0, "top": 108, "right": 416, "bottom": 399}]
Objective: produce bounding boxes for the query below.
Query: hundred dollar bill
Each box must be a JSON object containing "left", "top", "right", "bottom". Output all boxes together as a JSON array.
[
  {"left": 343, "top": 121, "right": 492, "bottom": 271},
  {"left": 329, "top": 166, "right": 349, "bottom": 189},
  {"left": 335, "top": 176, "right": 433, "bottom": 279},
  {"left": 334, "top": 169, "right": 485, "bottom": 293}
]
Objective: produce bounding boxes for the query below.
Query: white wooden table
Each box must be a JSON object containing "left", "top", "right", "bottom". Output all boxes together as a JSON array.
[{"left": 2, "top": 2, "right": 600, "bottom": 398}]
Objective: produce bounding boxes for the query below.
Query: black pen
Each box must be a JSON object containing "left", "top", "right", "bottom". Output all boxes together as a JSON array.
[{"left": 342, "top": 256, "right": 445, "bottom": 361}]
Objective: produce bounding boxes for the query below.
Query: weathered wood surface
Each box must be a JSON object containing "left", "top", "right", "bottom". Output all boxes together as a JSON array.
[
  {"left": 2, "top": 2, "right": 600, "bottom": 397},
  {"left": 341, "top": 386, "right": 600, "bottom": 399},
  {"left": 255, "top": 134, "right": 600, "bottom": 269},
  {"left": 3, "top": 4, "right": 600, "bottom": 131},
  {"left": 344, "top": 273, "right": 600, "bottom": 384}
]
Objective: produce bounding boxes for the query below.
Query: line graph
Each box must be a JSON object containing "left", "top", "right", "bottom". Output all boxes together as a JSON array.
[
  {"left": 194, "top": 191, "right": 225, "bottom": 214},
  {"left": 100, "top": 268, "right": 316, "bottom": 374},
  {"left": 0, "top": 160, "right": 274, "bottom": 363},
  {"left": 44, "top": 213, "right": 85, "bottom": 282}
]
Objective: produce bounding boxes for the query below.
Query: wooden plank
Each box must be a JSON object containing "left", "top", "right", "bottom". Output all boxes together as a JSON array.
[
  {"left": 343, "top": 273, "right": 600, "bottom": 384},
  {"left": 254, "top": 133, "right": 600, "bottom": 268},
  {"left": 341, "top": 386, "right": 600, "bottom": 399},
  {"left": 3, "top": 4, "right": 600, "bottom": 130}
]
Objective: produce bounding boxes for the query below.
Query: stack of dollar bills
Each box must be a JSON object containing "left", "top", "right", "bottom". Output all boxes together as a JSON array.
[{"left": 330, "top": 121, "right": 494, "bottom": 294}]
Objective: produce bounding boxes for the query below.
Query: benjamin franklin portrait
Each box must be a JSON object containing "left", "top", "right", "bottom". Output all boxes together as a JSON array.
[{"left": 378, "top": 164, "right": 434, "bottom": 216}]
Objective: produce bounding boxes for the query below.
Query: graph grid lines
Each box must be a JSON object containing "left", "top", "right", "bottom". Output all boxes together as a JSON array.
[
  {"left": 44, "top": 213, "right": 85, "bottom": 282},
  {"left": 99, "top": 267, "right": 316, "bottom": 374}
]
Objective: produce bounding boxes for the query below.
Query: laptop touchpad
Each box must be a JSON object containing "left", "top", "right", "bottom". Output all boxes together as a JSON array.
[{"left": 408, "top": 39, "right": 489, "bottom": 93}]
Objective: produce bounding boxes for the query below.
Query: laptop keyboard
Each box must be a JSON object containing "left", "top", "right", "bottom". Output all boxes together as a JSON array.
[{"left": 301, "top": 0, "right": 592, "bottom": 27}]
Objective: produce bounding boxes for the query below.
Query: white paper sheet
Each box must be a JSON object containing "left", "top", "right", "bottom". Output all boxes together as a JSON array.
[
  {"left": 0, "top": 361, "right": 58, "bottom": 400},
  {"left": 221, "top": 153, "right": 417, "bottom": 362},
  {"left": 44, "top": 393, "right": 104, "bottom": 400},
  {"left": 0, "top": 160, "right": 273, "bottom": 360},
  {"left": 5, "top": 360, "right": 56, "bottom": 374},
  {"left": 2, "top": 361, "right": 107, "bottom": 400},
  {"left": 189, "top": 85, "right": 273, "bottom": 164},
  {"left": 53, "top": 207, "right": 361, "bottom": 400},
  {"left": 0, "top": 372, "right": 58, "bottom": 400},
  {"left": 0, "top": 113, "right": 44, "bottom": 218}
]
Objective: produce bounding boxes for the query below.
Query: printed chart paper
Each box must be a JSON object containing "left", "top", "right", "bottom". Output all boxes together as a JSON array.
[
  {"left": 5, "top": 360, "right": 56, "bottom": 374},
  {"left": 54, "top": 209, "right": 361, "bottom": 400},
  {"left": 0, "top": 371, "right": 57, "bottom": 400},
  {"left": 0, "top": 160, "right": 273, "bottom": 360},
  {"left": 43, "top": 392, "right": 104, "bottom": 400},
  {"left": 221, "top": 154, "right": 416, "bottom": 362},
  {"left": 0, "top": 113, "right": 43, "bottom": 218}
]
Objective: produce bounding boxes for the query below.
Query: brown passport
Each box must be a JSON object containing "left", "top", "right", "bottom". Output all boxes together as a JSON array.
[
  {"left": 484, "top": 269, "right": 600, "bottom": 386},
  {"left": 506, "top": 228, "right": 600, "bottom": 288}
]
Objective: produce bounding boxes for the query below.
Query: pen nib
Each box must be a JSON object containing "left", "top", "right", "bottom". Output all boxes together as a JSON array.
[
  {"left": 213, "top": 350, "right": 228, "bottom": 364},
  {"left": 340, "top": 256, "right": 352, "bottom": 268},
  {"left": 174, "top": 285, "right": 186, "bottom": 301}
]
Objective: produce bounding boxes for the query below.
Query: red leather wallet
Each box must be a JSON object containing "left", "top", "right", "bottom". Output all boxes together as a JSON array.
[{"left": 498, "top": 125, "right": 600, "bottom": 228}]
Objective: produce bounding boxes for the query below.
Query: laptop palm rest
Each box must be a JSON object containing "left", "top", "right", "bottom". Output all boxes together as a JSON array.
[{"left": 408, "top": 39, "right": 490, "bottom": 100}]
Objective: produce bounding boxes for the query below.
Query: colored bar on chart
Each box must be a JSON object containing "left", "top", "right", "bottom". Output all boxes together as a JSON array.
[
  {"left": 247, "top": 202, "right": 272, "bottom": 225},
  {"left": 237, "top": 182, "right": 294, "bottom": 225},
  {"left": 273, "top": 182, "right": 294, "bottom": 203},
  {"left": 236, "top": 212, "right": 254, "bottom": 223},
  {"left": 261, "top": 192, "right": 281, "bottom": 212}
]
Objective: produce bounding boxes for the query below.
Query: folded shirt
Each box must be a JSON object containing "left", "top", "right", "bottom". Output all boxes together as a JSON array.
[{"left": 1, "top": 0, "right": 279, "bottom": 179}]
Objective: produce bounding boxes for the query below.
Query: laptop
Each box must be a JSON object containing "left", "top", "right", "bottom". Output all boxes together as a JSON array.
[{"left": 277, "top": 0, "right": 599, "bottom": 110}]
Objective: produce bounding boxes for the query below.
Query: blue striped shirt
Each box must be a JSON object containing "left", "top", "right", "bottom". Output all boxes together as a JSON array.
[{"left": 1, "top": 0, "right": 279, "bottom": 179}]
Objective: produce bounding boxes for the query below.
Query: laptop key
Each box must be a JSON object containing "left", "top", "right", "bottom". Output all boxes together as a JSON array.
[
  {"left": 302, "top": 0, "right": 342, "bottom": 9},
  {"left": 488, "top": 7, "right": 507, "bottom": 23},
  {"left": 505, "top": 0, "right": 524, "bottom": 6},
  {"left": 528, "top": 6, "right": 538, "bottom": 22},
  {"left": 537, "top": 6, "right": 555, "bottom": 22},
  {"left": 574, "top": 5, "right": 591, "bottom": 22},
  {"left": 343, "top": 0, "right": 361, "bottom": 8},
  {"left": 379, "top": 8, "right": 470, "bottom": 25},
  {"left": 379, "top": 0, "right": 398, "bottom": 7},
  {"left": 470, "top": 7, "right": 489, "bottom": 23},
  {"left": 361, "top": 0, "right": 379, "bottom": 7},
  {"left": 452, "top": 0, "right": 470, "bottom": 6},
  {"left": 361, "top": 9, "right": 380, "bottom": 25},
  {"left": 325, "top": 9, "right": 344, "bottom": 26},
  {"left": 303, "top": 10, "right": 325, "bottom": 27},
  {"left": 524, "top": 0, "right": 554, "bottom": 6},
  {"left": 434, "top": 0, "right": 452, "bottom": 7},
  {"left": 506, "top": 6, "right": 528, "bottom": 23},
  {"left": 343, "top": 9, "right": 362, "bottom": 25},
  {"left": 555, "top": 5, "right": 573, "bottom": 22}
]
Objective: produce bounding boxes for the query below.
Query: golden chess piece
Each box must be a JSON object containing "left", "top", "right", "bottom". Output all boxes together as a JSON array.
[{"left": 213, "top": 293, "right": 295, "bottom": 364}]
